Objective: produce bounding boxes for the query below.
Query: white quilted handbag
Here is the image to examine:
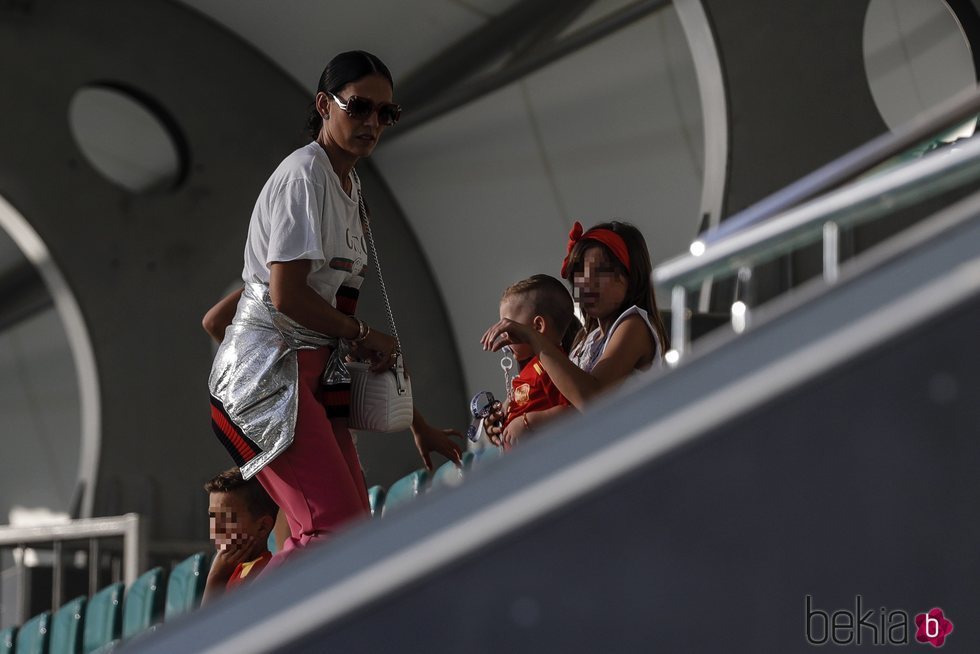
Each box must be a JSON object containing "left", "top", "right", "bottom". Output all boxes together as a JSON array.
[
  {"left": 346, "top": 357, "right": 413, "bottom": 432},
  {"left": 346, "top": 173, "right": 414, "bottom": 432}
]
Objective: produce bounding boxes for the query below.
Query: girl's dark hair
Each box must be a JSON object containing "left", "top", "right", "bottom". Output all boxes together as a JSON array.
[
  {"left": 305, "top": 50, "right": 394, "bottom": 139},
  {"left": 561, "top": 313, "right": 584, "bottom": 353},
  {"left": 562, "top": 221, "right": 670, "bottom": 358}
]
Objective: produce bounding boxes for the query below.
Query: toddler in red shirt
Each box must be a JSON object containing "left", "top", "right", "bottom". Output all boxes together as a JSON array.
[{"left": 487, "top": 274, "right": 577, "bottom": 448}]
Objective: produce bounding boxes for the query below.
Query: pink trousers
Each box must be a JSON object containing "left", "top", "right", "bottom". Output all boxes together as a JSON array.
[{"left": 256, "top": 347, "right": 369, "bottom": 564}]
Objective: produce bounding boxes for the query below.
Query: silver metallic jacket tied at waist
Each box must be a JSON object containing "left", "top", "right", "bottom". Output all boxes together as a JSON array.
[{"left": 208, "top": 282, "right": 350, "bottom": 479}]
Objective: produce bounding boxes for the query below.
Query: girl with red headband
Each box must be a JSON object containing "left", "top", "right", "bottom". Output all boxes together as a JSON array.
[{"left": 481, "top": 221, "right": 669, "bottom": 417}]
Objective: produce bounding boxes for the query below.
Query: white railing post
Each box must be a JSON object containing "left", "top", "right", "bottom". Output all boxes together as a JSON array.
[
  {"left": 123, "top": 513, "right": 143, "bottom": 588},
  {"left": 823, "top": 221, "right": 840, "bottom": 283},
  {"left": 671, "top": 285, "right": 688, "bottom": 359}
]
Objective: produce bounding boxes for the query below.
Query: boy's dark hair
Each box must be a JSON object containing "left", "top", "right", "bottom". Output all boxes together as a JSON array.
[
  {"left": 502, "top": 274, "right": 574, "bottom": 338},
  {"left": 204, "top": 467, "right": 278, "bottom": 519}
]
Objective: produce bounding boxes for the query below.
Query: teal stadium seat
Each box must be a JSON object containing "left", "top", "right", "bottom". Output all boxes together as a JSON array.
[
  {"left": 430, "top": 452, "right": 475, "bottom": 488},
  {"left": 122, "top": 567, "right": 164, "bottom": 638},
  {"left": 164, "top": 553, "right": 207, "bottom": 620},
  {"left": 474, "top": 445, "right": 503, "bottom": 465},
  {"left": 431, "top": 452, "right": 475, "bottom": 490},
  {"left": 82, "top": 583, "right": 122, "bottom": 654},
  {"left": 0, "top": 627, "right": 15, "bottom": 654},
  {"left": 50, "top": 596, "right": 86, "bottom": 654},
  {"left": 382, "top": 469, "right": 430, "bottom": 515},
  {"left": 431, "top": 460, "right": 463, "bottom": 489},
  {"left": 367, "top": 485, "right": 386, "bottom": 517},
  {"left": 432, "top": 452, "right": 472, "bottom": 488},
  {"left": 14, "top": 611, "right": 49, "bottom": 654},
  {"left": 86, "top": 565, "right": 163, "bottom": 654}
]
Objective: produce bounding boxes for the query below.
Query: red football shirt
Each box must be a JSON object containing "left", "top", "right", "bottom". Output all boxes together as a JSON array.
[
  {"left": 225, "top": 550, "right": 272, "bottom": 591},
  {"left": 503, "top": 355, "right": 570, "bottom": 428}
]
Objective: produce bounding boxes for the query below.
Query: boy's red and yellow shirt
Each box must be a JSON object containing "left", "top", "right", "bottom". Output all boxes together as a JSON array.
[
  {"left": 504, "top": 355, "right": 570, "bottom": 428},
  {"left": 225, "top": 550, "right": 273, "bottom": 590}
]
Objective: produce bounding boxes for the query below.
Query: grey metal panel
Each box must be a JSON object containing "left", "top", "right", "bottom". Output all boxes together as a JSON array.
[
  {"left": 0, "top": 307, "right": 80, "bottom": 518},
  {"left": 393, "top": 0, "right": 672, "bottom": 133},
  {"left": 698, "top": 0, "right": 889, "bottom": 306},
  {"left": 172, "top": 0, "right": 517, "bottom": 89},
  {"left": 700, "top": 0, "right": 886, "bottom": 217},
  {"left": 0, "top": 0, "right": 462, "bottom": 535}
]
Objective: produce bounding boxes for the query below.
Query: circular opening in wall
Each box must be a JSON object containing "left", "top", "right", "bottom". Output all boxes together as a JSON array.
[
  {"left": 864, "top": 0, "right": 978, "bottom": 141},
  {"left": 68, "top": 84, "right": 187, "bottom": 193}
]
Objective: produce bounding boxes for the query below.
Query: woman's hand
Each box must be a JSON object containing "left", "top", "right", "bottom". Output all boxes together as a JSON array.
[
  {"left": 346, "top": 342, "right": 373, "bottom": 362},
  {"left": 481, "top": 318, "right": 543, "bottom": 353},
  {"left": 359, "top": 328, "right": 400, "bottom": 372},
  {"left": 411, "top": 413, "right": 464, "bottom": 471}
]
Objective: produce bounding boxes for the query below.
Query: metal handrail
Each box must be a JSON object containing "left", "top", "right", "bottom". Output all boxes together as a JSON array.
[
  {"left": 0, "top": 513, "right": 144, "bottom": 624},
  {"left": 653, "top": 133, "right": 980, "bottom": 354}
]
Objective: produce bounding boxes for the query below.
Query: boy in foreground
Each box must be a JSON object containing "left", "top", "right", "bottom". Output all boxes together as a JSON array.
[{"left": 202, "top": 467, "right": 277, "bottom": 604}]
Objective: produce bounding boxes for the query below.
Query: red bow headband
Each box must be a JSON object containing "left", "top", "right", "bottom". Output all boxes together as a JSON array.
[{"left": 560, "top": 221, "right": 631, "bottom": 278}]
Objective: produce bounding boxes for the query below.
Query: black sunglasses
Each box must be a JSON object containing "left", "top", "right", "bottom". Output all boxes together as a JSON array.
[{"left": 328, "top": 93, "right": 401, "bottom": 126}]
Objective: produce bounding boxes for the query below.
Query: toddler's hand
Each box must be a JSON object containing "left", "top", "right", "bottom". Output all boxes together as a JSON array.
[
  {"left": 501, "top": 416, "right": 528, "bottom": 447},
  {"left": 483, "top": 401, "right": 507, "bottom": 446}
]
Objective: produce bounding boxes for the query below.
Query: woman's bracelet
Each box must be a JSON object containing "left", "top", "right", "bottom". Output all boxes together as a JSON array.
[
  {"left": 522, "top": 412, "right": 532, "bottom": 432},
  {"left": 351, "top": 316, "right": 371, "bottom": 343}
]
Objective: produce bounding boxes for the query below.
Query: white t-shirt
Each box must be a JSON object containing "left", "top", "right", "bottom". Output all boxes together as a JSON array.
[{"left": 242, "top": 142, "right": 368, "bottom": 305}]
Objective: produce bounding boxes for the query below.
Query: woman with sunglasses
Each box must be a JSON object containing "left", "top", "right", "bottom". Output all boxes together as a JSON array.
[
  {"left": 205, "top": 51, "right": 462, "bottom": 562},
  {"left": 480, "top": 221, "right": 670, "bottom": 441}
]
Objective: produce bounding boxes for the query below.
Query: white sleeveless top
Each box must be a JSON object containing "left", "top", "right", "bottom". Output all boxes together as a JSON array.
[{"left": 569, "top": 306, "right": 662, "bottom": 374}]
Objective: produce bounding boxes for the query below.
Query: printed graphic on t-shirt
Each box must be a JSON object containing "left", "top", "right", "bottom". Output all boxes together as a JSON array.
[
  {"left": 329, "top": 257, "right": 367, "bottom": 277},
  {"left": 345, "top": 227, "right": 368, "bottom": 258},
  {"left": 513, "top": 383, "right": 531, "bottom": 406}
]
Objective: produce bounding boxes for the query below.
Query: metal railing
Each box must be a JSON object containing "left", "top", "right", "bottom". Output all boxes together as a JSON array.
[
  {"left": 0, "top": 513, "right": 144, "bottom": 626},
  {"left": 654, "top": 131, "right": 980, "bottom": 358}
]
